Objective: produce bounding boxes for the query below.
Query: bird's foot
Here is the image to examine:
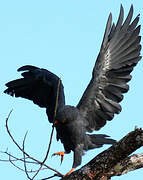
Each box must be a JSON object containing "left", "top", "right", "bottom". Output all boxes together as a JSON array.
[
  {"left": 63, "top": 168, "right": 75, "bottom": 177},
  {"left": 52, "top": 151, "right": 66, "bottom": 164}
]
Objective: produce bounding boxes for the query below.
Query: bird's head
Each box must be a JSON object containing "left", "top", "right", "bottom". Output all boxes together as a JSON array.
[{"left": 55, "top": 105, "right": 81, "bottom": 124}]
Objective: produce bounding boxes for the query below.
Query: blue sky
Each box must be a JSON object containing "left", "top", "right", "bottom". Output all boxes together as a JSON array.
[{"left": 0, "top": 0, "right": 143, "bottom": 179}]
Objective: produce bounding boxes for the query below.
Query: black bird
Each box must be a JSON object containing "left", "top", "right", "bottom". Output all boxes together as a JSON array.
[{"left": 4, "top": 5, "right": 142, "bottom": 176}]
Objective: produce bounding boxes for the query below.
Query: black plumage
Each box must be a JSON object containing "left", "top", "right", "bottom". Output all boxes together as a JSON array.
[{"left": 4, "top": 5, "right": 142, "bottom": 175}]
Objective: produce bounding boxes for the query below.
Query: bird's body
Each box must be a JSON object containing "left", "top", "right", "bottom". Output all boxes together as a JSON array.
[
  {"left": 55, "top": 105, "right": 116, "bottom": 168},
  {"left": 4, "top": 5, "right": 142, "bottom": 176}
]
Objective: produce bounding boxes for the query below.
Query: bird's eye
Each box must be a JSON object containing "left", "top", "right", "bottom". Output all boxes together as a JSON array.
[{"left": 62, "top": 120, "right": 67, "bottom": 124}]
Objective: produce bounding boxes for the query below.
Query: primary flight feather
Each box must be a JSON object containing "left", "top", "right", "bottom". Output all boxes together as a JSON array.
[{"left": 4, "top": 5, "right": 142, "bottom": 176}]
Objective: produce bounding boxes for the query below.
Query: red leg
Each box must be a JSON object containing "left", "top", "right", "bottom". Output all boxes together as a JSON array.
[{"left": 63, "top": 168, "right": 75, "bottom": 177}]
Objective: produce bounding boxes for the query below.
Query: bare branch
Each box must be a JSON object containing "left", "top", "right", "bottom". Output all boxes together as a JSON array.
[
  {"left": 0, "top": 150, "right": 39, "bottom": 165},
  {"left": 108, "top": 153, "right": 143, "bottom": 177},
  {"left": 5, "top": 110, "right": 63, "bottom": 177},
  {"left": 22, "top": 131, "right": 32, "bottom": 180},
  {"left": 8, "top": 153, "right": 28, "bottom": 172},
  {"left": 0, "top": 151, "right": 49, "bottom": 173}
]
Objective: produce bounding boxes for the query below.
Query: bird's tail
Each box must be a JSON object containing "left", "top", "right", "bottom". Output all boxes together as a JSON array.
[{"left": 87, "top": 134, "right": 116, "bottom": 149}]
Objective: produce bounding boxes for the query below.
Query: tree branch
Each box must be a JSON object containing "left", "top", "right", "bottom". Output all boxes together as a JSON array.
[
  {"left": 62, "top": 128, "right": 143, "bottom": 180},
  {"left": 108, "top": 153, "right": 143, "bottom": 177}
]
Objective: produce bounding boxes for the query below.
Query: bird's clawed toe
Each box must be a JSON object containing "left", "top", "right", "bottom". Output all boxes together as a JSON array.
[{"left": 52, "top": 151, "right": 65, "bottom": 164}]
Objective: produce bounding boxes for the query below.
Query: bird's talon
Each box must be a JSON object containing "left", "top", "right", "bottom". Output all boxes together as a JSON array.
[
  {"left": 52, "top": 151, "right": 65, "bottom": 156},
  {"left": 52, "top": 152, "right": 65, "bottom": 164}
]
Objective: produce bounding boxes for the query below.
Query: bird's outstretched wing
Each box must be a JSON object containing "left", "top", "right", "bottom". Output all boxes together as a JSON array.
[
  {"left": 77, "top": 5, "right": 142, "bottom": 132},
  {"left": 4, "top": 65, "right": 65, "bottom": 123}
]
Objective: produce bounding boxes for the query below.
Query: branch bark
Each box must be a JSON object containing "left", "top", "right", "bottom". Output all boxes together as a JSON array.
[
  {"left": 108, "top": 153, "right": 143, "bottom": 177},
  {"left": 61, "top": 128, "right": 143, "bottom": 180}
]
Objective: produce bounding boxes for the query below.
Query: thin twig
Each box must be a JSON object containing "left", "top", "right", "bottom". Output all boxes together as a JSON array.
[
  {"left": 0, "top": 150, "right": 26, "bottom": 162},
  {"left": 40, "top": 174, "right": 59, "bottom": 180},
  {"left": 8, "top": 153, "right": 28, "bottom": 172},
  {"left": 7, "top": 153, "right": 46, "bottom": 174},
  {"left": 0, "top": 151, "right": 49, "bottom": 173},
  {"left": 0, "top": 151, "right": 37, "bottom": 164},
  {"left": 22, "top": 131, "right": 32, "bottom": 180},
  {"left": 43, "top": 78, "right": 61, "bottom": 161},
  {"left": 5, "top": 110, "right": 63, "bottom": 177}
]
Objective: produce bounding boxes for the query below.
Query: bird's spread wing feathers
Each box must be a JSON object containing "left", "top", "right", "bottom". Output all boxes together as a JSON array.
[
  {"left": 4, "top": 65, "right": 65, "bottom": 123},
  {"left": 77, "top": 5, "right": 141, "bottom": 132}
]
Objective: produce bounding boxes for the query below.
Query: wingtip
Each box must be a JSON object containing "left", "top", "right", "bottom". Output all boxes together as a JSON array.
[
  {"left": 120, "top": 4, "right": 123, "bottom": 9},
  {"left": 115, "top": 4, "right": 124, "bottom": 28},
  {"left": 17, "top": 65, "right": 39, "bottom": 72},
  {"left": 120, "top": 4, "right": 133, "bottom": 10},
  {"left": 120, "top": 4, "right": 124, "bottom": 13},
  {"left": 130, "top": 4, "right": 134, "bottom": 10},
  {"left": 109, "top": 12, "right": 112, "bottom": 20},
  {"left": 129, "top": 4, "right": 134, "bottom": 16}
]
